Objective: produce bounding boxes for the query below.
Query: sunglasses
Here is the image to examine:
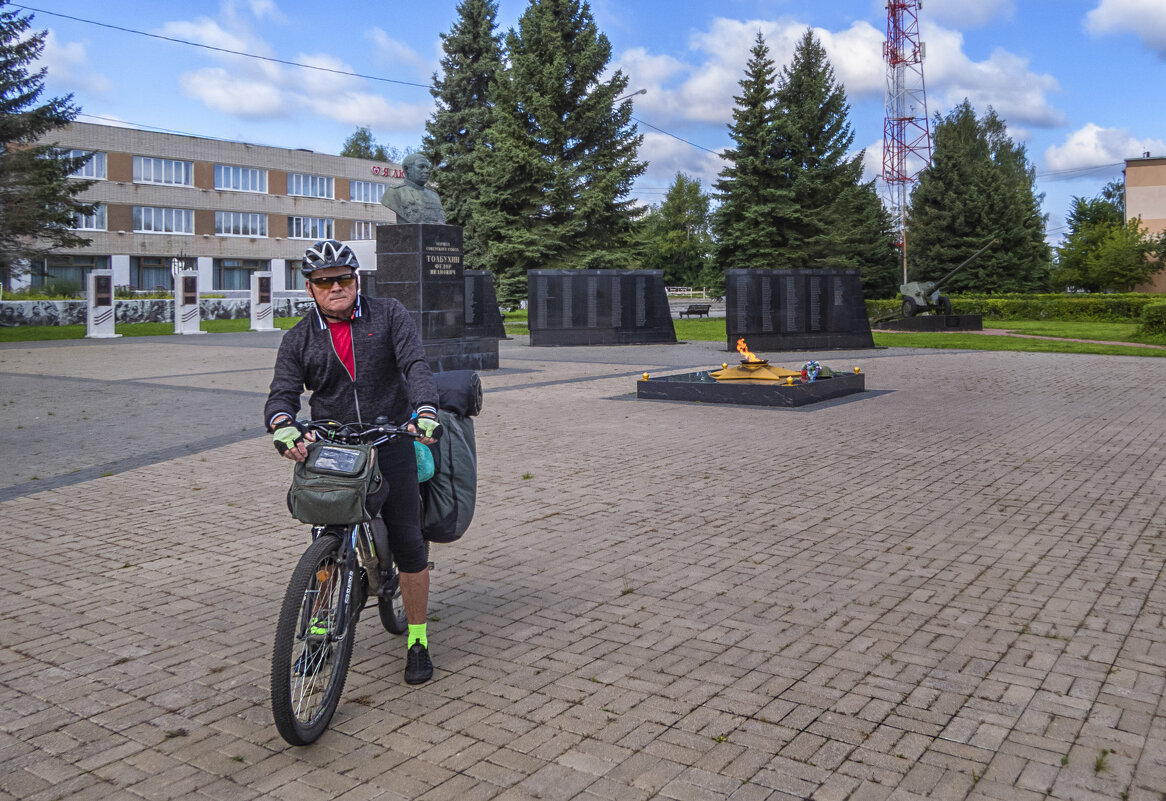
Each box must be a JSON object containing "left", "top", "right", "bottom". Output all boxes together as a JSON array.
[{"left": 307, "top": 273, "right": 357, "bottom": 289}]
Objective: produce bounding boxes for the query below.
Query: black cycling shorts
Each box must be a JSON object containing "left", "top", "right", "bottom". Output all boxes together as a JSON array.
[{"left": 372, "top": 437, "right": 427, "bottom": 574}]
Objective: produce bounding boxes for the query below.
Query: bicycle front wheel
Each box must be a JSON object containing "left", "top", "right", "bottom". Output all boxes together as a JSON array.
[{"left": 271, "top": 533, "right": 358, "bottom": 746}]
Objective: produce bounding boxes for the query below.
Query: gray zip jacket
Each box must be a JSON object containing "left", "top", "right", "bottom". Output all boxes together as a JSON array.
[{"left": 264, "top": 294, "right": 438, "bottom": 429}]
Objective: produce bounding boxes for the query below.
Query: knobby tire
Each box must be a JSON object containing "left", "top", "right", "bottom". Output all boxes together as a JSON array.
[{"left": 271, "top": 533, "right": 359, "bottom": 745}]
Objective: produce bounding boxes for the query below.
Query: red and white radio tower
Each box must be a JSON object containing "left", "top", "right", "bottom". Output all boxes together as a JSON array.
[{"left": 882, "top": 0, "right": 932, "bottom": 284}]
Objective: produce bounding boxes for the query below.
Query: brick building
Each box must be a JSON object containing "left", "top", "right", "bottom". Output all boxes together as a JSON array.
[
  {"left": 1124, "top": 154, "right": 1166, "bottom": 293},
  {"left": 22, "top": 121, "right": 405, "bottom": 293}
]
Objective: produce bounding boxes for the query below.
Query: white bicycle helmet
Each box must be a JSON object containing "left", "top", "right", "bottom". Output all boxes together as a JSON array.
[{"left": 302, "top": 240, "right": 359, "bottom": 276}]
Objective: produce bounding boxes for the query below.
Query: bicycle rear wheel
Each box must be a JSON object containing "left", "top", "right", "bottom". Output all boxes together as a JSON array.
[
  {"left": 377, "top": 563, "right": 408, "bottom": 635},
  {"left": 271, "top": 533, "right": 359, "bottom": 745}
]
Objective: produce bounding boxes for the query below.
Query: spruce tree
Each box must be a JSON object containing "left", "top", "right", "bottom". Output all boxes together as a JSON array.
[
  {"left": 713, "top": 32, "right": 791, "bottom": 272},
  {"left": 472, "top": 0, "right": 645, "bottom": 305},
  {"left": 423, "top": 0, "right": 503, "bottom": 269},
  {"left": 0, "top": 1, "right": 95, "bottom": 287},
  {"left": 907, "top": 101, "right": 1050, "bottom": 293},
  {"left": 772, "top": 29, "right": 872, "bottom": 271}
]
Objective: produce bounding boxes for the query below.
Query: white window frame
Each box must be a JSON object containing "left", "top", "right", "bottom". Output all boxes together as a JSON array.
[
  {"left": 288, "top": 173, "right": 334, "bottom": 199},
  {"left": 287, "top": 216, "right": 334, "bottom": 240},
  {"left": 215, "top": 211, "right": 268, "bottom": 237},
  {"left": 214, "top": 164, "right": 268, "bottom": 193},
  {"left": 67, "top": 150, "right": 106, "bottom": 180},
  {"left": 133, "top": 206, "right": 195, "bottom": 234},
  {"left": 133, "top": 156, "right": 194, "bottom": 186},
  {"left": 350, "top": 180, "right": 387, "bottom": 204},
  {"left": 351, "top": 221, "right": 378, "bottom": 240},
  {"left": 73, "top": 204, "right": 107, "bottom": 231}
]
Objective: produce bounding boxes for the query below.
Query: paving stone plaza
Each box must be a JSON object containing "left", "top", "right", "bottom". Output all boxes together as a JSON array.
[{"left": 0, "top": 333, "right": 1163, "bottom": 801}]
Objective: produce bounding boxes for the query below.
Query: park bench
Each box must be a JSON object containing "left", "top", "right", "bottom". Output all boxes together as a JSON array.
[{"left": 677, "top": 303, "right": 711, "bottom": 318}]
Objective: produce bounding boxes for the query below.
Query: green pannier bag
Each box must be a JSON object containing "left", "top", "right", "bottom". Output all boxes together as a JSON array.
[{"left": 288, "top": 440, "right": 382, "bottom": 525}]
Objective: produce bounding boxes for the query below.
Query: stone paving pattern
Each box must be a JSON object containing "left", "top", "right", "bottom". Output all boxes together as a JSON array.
[{"left": 0, "top": 334, "right": 1164, "bottom": 801}]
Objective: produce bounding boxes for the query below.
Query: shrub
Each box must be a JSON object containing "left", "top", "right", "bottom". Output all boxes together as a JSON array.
[{"left": 1137, "top": 302, "right": 1166, "bottom": 336}]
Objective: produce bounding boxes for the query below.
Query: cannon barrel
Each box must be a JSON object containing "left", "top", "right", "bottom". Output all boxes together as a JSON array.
[{"left": 931, "top": 238, "right": 997, "bottom": 292}]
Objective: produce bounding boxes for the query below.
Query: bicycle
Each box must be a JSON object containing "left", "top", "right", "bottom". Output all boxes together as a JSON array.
[{"left": 270, "top": 417, "right": 423, "bottom": 746}]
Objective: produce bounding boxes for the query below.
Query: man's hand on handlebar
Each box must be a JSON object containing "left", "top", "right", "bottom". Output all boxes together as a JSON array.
[
  {"left": 409, "top": 413, "right": 442, "bottom": 446},
  {"left": 271, "top": 418, "right": 316, "bottom": 462}
]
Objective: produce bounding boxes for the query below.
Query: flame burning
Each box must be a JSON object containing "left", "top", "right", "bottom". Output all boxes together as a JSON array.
[{"left": 736, "top": 338, "right": 762, "bottom": 363}]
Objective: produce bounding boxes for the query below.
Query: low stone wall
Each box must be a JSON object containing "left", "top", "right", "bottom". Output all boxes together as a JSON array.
[{"left": 0, "top": 297, "right": 315, "bottom": 327}]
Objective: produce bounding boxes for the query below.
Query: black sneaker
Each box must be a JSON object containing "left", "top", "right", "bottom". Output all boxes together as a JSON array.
[{"left": 404, "top": 642, "right": 433, "bottom": 684}]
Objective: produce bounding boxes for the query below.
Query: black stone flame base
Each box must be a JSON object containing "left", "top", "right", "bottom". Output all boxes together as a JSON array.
[{"left": 636, "top": 371, "right": 865, "bottom": 407}]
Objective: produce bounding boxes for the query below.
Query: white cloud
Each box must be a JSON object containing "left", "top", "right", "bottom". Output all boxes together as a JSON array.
[
  {"left": 179, "top": 68, "right": 285, "bottom": 117},
  {"left": 157, "top": 18, "right": 258, "bottom": 55},
  {"left": 637, "top": 131, "right": 725, "bottom": 200},
  {"left": 1044, "top": 123, "right": 1166, "bottom": 174},
  {"left": 615, "top": 14, "right": 1060, "bottom": 133},
  {"left": 922, "top": 24, "right": 1064, "bottom": 128},
  {"left": 924, "top": 0, "right": 1013, "bottom": 28},
  {"left": 38, "top": 30, "right": 112, "bottom": 94},
  {"left": 367, "top": 28, "right": 432, "bottom": 76},
  {"left": 1086, "top": 0, "right": 1166, "bottom": 57}
]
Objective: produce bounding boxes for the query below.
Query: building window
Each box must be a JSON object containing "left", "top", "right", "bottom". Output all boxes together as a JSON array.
[
  {"left": 214, "top": 258, "right": 269, "bottom": 291},
  {"left": 214, "top": 164, "right": 267, "bottom": 193},
  {"left": 350, "top": 180, "right": 386, "bottom": 204},
  {"left": 130, "top": 256, "right": 191, "bottom": 290},
  {"left": 288, "top": 173, "right": 333, "bottom": 199},
  {"left": 133, "top": 156, "right": 194, "bottom": 186},
  {"left": 286, "top": 260, "right": 306, "bottom": 291},
  {"left": 133, "top": 206, "right": 195, "bottom": 234},
  {"left": 215, "top": 211, "right": 268, "bottom": 237},
  {"left": 74, "top": 204, "right": 107, "bottom": 231},
  {"left": 67, "top": 150, "right": 106, "bottom": 179},
  {"left": 287, "top": 216, "right": 333, "bottom": 239},
  {"left": 30, "top": 254, "right": 109, "bottom": 288},
  {"left": 351, "top": 221, "right": 378, "bottom": 240}
]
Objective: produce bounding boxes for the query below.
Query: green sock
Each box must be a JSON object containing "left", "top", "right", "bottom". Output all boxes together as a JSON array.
[{"left": 408, "top": 623, "right": 427, "bottom": 649}]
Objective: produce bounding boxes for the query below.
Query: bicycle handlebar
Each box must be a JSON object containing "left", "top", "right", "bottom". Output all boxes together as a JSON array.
[{"left": 297, "top": 418, "right": 422, "bottom": 449}]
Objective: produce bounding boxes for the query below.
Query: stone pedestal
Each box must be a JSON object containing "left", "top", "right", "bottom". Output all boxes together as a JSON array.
[
  {"left": 174, "top": 271, "right": 205, "bottom": 335},
  {"left": 527, "top": 269, "right": 677, "bottom": 347},
  {"left": 372, "top": 224, "right": 498, "bottom": 371},
  {"left": 725, "top": 268, "right": 874, "bottom": 352},
  {"left": 250, "top": 272, "right": 274, "bottom": 331},
  {"left": 874, "top": 314, "right": 983, "bottom": 332},
  {"left": 84, "top": 270, "right": 120, "bottom": 339}
]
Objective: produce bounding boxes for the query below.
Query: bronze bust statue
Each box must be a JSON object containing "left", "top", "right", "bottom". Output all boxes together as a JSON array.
[{"left": 381, "top": 153, "right": 446, "bottom": 224}]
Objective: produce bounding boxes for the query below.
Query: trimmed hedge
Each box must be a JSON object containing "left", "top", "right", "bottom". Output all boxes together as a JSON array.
[
  {"left": 1137, "top": 302, "right": 1166, "bottom": 335},
  {"left": 866, "top": 293, "right": 1165, "bottom": 322}
]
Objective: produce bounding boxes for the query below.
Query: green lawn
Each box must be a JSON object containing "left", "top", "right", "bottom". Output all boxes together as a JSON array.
[
  {"left": 4, "top": 312, "right": 1163, "bottom": 357},
  {"left": 0, "top": 317, "right": 299, "bottom": 342}
]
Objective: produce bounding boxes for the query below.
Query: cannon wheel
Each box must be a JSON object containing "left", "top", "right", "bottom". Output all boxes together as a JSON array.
[
  {"left": 901, "top": 297, "right": 918, "bottom": 318},
  {"left": 938, "top": 296, "right": 952, "bottom": 315}
]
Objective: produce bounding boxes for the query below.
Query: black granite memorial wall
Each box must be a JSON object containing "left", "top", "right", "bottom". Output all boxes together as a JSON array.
[
  {"left": 464, "top": 270, "right": 506, "bottom": 339},
  {"left": 527, "top": 269, "right": 677, "bottom": 346},
  {"left": 372, "top": 224, "right": 498, "bottom": 371},
  {"left": 725, "top": 268, "right": 874, "bottom": 351}
]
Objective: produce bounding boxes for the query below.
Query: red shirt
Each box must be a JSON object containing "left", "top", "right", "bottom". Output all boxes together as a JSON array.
[{"left": 325, "top": 319, "right": 355, "bottom": 380}]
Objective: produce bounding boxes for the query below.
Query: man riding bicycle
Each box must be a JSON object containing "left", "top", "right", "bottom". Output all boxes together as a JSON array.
[{"left": 265, "top": 239, "right": 440, "bottom": 684}]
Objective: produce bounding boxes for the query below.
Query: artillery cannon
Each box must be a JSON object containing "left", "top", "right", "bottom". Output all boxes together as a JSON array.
[{"left": 899, "top": 239, "right": 995, "bottom": 317}]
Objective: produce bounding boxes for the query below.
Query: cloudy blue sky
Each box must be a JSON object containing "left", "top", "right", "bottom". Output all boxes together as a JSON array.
[{"left": 25, "top": 0, "right": 1166, "bottom": 242}]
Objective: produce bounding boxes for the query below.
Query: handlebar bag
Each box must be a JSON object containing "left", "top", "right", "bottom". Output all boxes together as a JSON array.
[{"left": 288, "top": 441, "right": 382, "bottom": 525}]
